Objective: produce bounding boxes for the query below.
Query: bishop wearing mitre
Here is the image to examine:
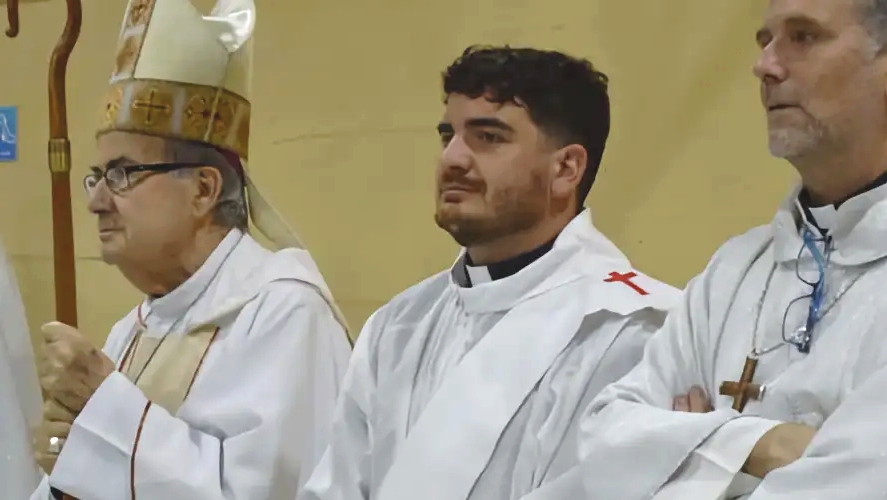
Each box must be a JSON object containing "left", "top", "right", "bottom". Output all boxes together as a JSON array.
[{"left": 29, "top": 0, "right": 352, "bottom": 499}]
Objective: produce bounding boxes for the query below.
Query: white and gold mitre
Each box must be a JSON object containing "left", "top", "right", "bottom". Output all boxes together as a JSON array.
[
  {"left": 99, "top": 0, "right": 353, "bottom": 337},
  {"left": 100, "top": 0, "right": 253, "bottom": 159},
  {"left": 99, "top": 0, "right": 306, "bottom": 251}
]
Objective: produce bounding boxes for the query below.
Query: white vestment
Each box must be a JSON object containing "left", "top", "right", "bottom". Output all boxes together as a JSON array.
[
  {"left": 31, "top": 229, "right": 352, "bottom": 500},
  {"left": 539, "top": 183, "right": 887, "bottom": 500},
  {"left": 0, "top": 237, "right": 42, "bottom": 499},
  {"left": 300, "top": 210, "right": 681, "bottom": 500}
]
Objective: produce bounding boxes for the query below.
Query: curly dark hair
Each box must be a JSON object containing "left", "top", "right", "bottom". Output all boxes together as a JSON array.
[
  {"left": 442, "top": 45, "right": 610, "bottom": 208},
  {"left": 862, "top": 0, "right": 887, "bottom": 51}
]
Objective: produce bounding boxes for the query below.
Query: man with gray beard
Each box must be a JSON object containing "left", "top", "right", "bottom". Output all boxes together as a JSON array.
[{"left": 529, "top": 0, "right": 887, "bottom": 499}]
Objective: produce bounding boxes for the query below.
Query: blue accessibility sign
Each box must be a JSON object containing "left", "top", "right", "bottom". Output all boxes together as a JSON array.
[{"left": 0, "top": 106, "right": 18, "bottom": 162}]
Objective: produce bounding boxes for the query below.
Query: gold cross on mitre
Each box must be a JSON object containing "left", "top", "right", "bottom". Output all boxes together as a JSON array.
[{"left": 718, "top": 356, "right": 765, "bottom": 412}]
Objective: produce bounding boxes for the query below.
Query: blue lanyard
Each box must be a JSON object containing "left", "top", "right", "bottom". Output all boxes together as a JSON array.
[{"left": 797, "top": 229, "right": 827, "bottom": 353}]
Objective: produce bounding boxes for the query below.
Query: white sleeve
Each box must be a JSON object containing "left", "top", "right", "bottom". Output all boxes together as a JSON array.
[
  {"left": 530, "top": 313, "right": 659, "bottom": 493},
  {"left": 0, "top": 236, "right": 41, "bottom": 428},
  {"left": 47, "top": 282, "right": 351, "bottom": 500},
  {"left": 747, "top": 361, "right": 887, "bottom": 499},
  {"left": 28, "top": 475, "right": 52, "bottom": 500},
  {"left": 654, "top": 418, "right": 778, "bottom": 499},
  {"left": 577, "top": 254, "right": 780, "bottom": 499},
  {"left": 28, "top": 475, "right": 55, "bottom": 500},
  {"left": 299, "top": 308, "right": 383, "bottom": 500},
  {"left": 585, "top": 312, "right": 660, "bottom": 394}
]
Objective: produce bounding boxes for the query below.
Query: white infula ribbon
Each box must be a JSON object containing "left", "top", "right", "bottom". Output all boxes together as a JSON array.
[{"left": 198, "top": 0, "right": 351, "bottom": 336}]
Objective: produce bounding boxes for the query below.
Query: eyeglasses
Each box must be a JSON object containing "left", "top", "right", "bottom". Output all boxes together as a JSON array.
[
  {"left": 83, "top": 162, "right": 205, "bottom": 195},
  {"left": 781, "top": 228, "right": 831, "bottom": 354}
]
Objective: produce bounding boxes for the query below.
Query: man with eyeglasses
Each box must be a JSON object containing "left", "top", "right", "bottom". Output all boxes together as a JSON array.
[
  {"left": 28, "top": 1, "right": 351, "bottom": 499},
  {"left": 526, "top": 1, "right": 887, "bottom": 499}
]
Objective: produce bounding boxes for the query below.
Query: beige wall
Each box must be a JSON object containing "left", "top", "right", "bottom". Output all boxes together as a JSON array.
[{"left": 0, "top": 0, "right": 795, "bottom": 348}]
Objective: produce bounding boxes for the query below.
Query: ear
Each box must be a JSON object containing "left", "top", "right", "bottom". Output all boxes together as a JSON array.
[
  {"left": 191, "top": 166, "right": 223, "bottom": 218},
  {"left": 878, "top": 57, "right": 887, "bottom": 98},
  {"left": 549, "top": 143, "right": 587, "bottom": 200}
]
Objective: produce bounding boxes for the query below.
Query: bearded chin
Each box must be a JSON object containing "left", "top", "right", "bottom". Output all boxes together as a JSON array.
[
  {"left": 768, "top": 123, "right": 825, "bottom": 159},
  {"left": 769, "top": 130, "right": 807, "bottom": 158},
  {"left": 435, "top": 204, "right": 545, "bottom": 249},
  {"left": 434, "top": 209, "right": 492, "bottom": 247}
]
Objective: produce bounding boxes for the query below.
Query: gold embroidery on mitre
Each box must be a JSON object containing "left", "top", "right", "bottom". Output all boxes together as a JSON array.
[
  {"left": 184, "top": 94, "right": 235, "bottom": 146},
  {"left": 183, "top": 95, "right": 214, "bottom": 133},
  {"left": 98, "top": 79, "right": 251, "bottom": 160},
  {"left": 110, "top": 0, "right": 155, "bottom": 81},
  {"left": 208, "top": 95, "right": 237, "bottom": 144},
  {"left": 101, "top": 85, "right": 125, "bottom": 129},
  {"left": 113, "top": 35, "right": 141, "bottom": 79},
  {"left": 130, "top": 85, "right": 174, "bottom": 132},
  {"left": 119, "top": 324, "right": 220, "bottom": 415},
  {"left": 126, "top": 0, "right": 155, "bottom": 28},
  {"left": 234, "top": 107, "right": 251, "bottom": 156}
]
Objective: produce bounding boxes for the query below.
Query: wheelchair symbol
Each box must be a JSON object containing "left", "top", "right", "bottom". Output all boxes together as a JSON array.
[{"left": 0, "top": 114, "right": 16, "bottom": 145}]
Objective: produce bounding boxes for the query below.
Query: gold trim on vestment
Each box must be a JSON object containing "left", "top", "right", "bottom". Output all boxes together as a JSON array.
[{"left": 118, "top": 324, "right": 220, "bottom": 415}]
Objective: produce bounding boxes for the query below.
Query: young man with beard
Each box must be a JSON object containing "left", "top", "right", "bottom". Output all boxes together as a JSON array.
[{"left": 300, "top": 45, "right": 680, "bottom": 500}]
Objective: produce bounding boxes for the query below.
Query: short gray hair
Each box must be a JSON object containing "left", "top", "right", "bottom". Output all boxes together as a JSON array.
[
  {"left": 860, "top": 0, "right": 887, "bottom": 53},
  {"left": 164, "top": 138, "right": 249, "bottom": 230}
]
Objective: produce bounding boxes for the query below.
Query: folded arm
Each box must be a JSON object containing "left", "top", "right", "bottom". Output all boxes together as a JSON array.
[
  {"left": 577, "top": 260, "right": 780, "bottom": 499},
  {"left": 47, "top": 283, "right": 349, "bottom": 500},
  {"left": 749, "top": 361, "right": 887, "bottom": 499}
]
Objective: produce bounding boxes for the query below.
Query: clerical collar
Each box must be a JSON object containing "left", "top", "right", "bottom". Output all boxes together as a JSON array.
[
  {"left": 144, "top": 229, "right": 243, "bottom": 322},
  {"left": 773, "top": 171, "right": 887, "bottom": 266},
  {"left": 798, "top": 170, "right": 887, "bottom": 234},
  {"left": 460, "top": 237, "right": 557, "bottom": 287}
]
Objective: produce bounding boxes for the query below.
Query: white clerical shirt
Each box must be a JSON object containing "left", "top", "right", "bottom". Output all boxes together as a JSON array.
[
  {"left": 31, "top": 229, "right": 351, "bottom": 500},
  {"left": 300, "top": 209, "right": 681, "bottom": 500}
]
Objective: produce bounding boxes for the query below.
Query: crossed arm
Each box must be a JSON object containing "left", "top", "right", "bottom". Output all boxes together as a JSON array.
[{"left": 671, "top": 386, "right": 815, "bottom": 479}]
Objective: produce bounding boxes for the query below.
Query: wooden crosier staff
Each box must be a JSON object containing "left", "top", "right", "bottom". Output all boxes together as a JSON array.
[
  {"left": 5, "top": 0, "right": 18, "bottom": 37},
  {"left": 6, "top": 0, "right": 81, "bottom": 327}
]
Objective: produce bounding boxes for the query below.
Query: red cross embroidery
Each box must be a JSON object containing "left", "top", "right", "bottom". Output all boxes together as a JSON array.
[{"left": 604, "top": 271, "right": 649, "bottom": 296}]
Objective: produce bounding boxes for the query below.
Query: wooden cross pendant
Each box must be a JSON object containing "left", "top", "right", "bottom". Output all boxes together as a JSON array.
[{"left": 718, "top": 356, "right": 765, "bottom": 412}]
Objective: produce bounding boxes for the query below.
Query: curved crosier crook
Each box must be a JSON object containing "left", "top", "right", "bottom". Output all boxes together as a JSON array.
[
  {"left": 6, "top": 0, "right": 82, "bottom": 327},
  {"left": 6, "top": 0, "right": 19, "bottom": 37}
]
